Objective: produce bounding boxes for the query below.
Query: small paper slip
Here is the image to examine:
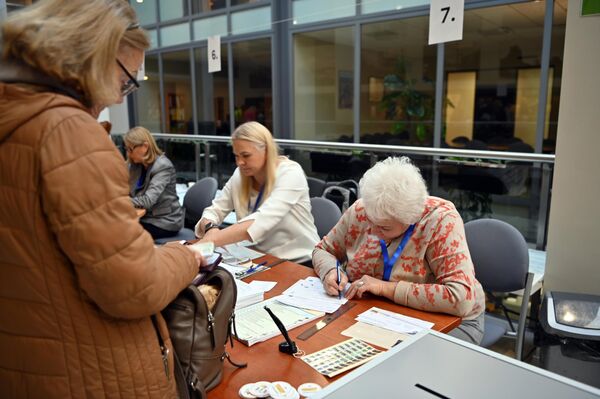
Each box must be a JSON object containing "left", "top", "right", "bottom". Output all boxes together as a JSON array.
[
  {"left": 234, "top": 297, "right": 322, "bottom": 346},
  {"left": 301, "top": 338, "right": 383, "bottom": 378},
  {"left": 223, "top": 243, "right": 264, "bottom": 261},
  {"left": 356, "top": 307, "right": 434, "bottom": 335},
  {"left": 219, "top": 262, "right": 247, "bottom": 277},
  {"left": 279, "top": 276, "right": 347, "bottom": 313},
  {"left": 248, "top": 280, "right": 277, "bottom": 293},
  {"left": 341, "top": 321, "right": 408, "bottom": 349},
  {"left": 235, "top": 279, "right": 264, "bottom": 310}
]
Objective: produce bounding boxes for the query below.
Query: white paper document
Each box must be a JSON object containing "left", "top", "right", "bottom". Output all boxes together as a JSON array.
[
  {"left": 278, "top": 276, "right": 347, "bottom": 313},
  {"left": 234, "top": 297, "right": 322, "bottom": 346},
  {"left": 234, "top": 279, "right": 264, "bottom": 309},
  {"left": 356, "top": 307, "right": 434, "bottom": 335},
  {"left": 341, "top": 322, "right": 408, "bottom": 349},
  {"left": 222, "top": 243, "right": 264, "bottom": 261},
  {"left": 249, "top": 280, "right": 277, "bottom": 293}
]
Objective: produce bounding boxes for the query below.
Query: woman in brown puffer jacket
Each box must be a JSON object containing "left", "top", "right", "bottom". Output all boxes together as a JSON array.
[{"left": 0, "top": 1, "right": 207, "bottom": 397}]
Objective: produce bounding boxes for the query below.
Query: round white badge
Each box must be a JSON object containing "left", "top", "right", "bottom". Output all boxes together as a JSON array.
[
  {"left": 297, "top": 382, "right": 322, "bottom": 397},
  {"left": 248, "top": 381, "right": 272, "bottom": 398},
  {"left": 267, "top": 381, "right": 299, "bottom": 399},
  {"left": 238, "top": 383, "right": 257, "bottom": 399}
]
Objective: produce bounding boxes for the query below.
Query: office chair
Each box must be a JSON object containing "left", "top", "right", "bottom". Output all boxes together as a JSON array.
[
  {"left": 154, "top": 176, "right": 218, "bottom": 245},
  {"left": 307, "top": 176, "right": 327, "bottom": 198},
  {"left": 310, "top": 197, "right": 342, "bottom": 238},
  {"left": 464, "top": 218, "right": 534, "bottom": 360}
]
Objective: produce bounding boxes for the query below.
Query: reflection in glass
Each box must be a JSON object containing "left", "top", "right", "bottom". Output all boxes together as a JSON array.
[
  {"left": 444, "top": 2, "right": 549, "bottom": 152},
  {"left": 194, "top": 46, "right": 230, "bottom": 135},
  {"left": 294, "top": 27, "right": 354, "bottom": 141},
  {"left": 232, "top": 39, "right": 273, "bottom": 132},
  {"left": 361, "top": 0, "right": 428, "bottom": 15},
  {"left": 162, "top": 51, "right": 193, "bottom": 134},
  {"left": 135, "top": 54, "right": 162, "bottom": 132},
  {"left": 360, "top": 17, "right": 435, "bottom": 146},
  {"left": 191, "top": 0, "right": 226, "bottom": 14}
]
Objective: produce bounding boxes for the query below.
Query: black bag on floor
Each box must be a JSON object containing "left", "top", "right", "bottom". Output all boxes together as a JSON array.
[{"left": 162, "top": 266, "right": 246, "bottom": 399}]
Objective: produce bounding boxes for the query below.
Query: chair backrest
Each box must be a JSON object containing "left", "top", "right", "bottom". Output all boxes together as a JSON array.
[
  {"left": 307, "top": 177, "right": 327, "bottom": 198},
  {"left": 464, "top": 218, "right": 529, "bottom": 292},
  {"left": 310, "top": 197, "right": 342, "bottom": 238},
  {"left": 183, "top": 176, "right": 218, "bottom": 229}
]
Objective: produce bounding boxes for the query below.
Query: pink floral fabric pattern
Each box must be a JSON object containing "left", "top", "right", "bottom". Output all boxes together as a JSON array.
[{"left": 313, "top": 197, "right": 485, "bottom": 319}]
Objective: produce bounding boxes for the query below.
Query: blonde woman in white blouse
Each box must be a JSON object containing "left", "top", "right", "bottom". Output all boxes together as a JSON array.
[{"left": 195, "top": 122, "right": 319, "bottom": 263}]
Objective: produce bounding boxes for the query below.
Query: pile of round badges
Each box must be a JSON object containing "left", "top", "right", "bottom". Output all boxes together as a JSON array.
[{"left": 239, "top": 381, "right": 322, "bottom": 399}]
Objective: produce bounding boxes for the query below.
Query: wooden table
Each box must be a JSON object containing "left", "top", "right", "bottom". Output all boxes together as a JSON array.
[{"left": 208, "top": 255, "right": 461, "bottom": 398}]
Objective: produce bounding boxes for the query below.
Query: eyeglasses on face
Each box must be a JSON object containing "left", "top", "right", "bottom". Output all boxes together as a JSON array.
[
  {"left": 125, "top": 144, "right": 141, "bottom": 153},
  {"left": 116, "top": 59, "right": 140, "bottom": 97}
]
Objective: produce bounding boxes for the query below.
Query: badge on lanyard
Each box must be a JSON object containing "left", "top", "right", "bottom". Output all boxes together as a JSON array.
[{"left": 379, "top": 224, "right": 415, "bottom": 281}]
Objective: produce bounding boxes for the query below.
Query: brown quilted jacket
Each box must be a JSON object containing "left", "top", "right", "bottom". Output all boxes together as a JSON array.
[{"left": 0, "top": 65, "right": 198, "bottom": 398}]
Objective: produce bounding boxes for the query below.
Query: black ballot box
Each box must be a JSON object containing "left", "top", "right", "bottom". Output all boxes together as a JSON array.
[{"left": 538, "top": 291, "right": 600, "bottom": 389}]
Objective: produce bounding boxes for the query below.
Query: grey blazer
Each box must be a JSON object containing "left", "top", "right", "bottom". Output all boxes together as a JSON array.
[{"left": 129, "top": 154, "right": 184, "bottom": 232}]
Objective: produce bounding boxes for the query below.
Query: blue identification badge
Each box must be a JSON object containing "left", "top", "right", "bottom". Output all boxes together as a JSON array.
[
  {"left": 248, "top": 185, "right": 265, "bottom": 213},
  {"left": 379, "top": 224, "right": 415, "bottom": 281}
]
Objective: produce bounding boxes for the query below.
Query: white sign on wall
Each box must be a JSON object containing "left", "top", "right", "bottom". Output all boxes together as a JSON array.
[
  {"left": 208, "top": 35, "right": 221, "bottom": 73},
  {"left": 428, "top": 0, "right": 465, "bottom": 45}
]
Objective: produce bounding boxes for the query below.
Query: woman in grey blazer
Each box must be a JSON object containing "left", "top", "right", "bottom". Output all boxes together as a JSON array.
[{"left": 124, "top": 126, "right": 184, "bottom": 239}]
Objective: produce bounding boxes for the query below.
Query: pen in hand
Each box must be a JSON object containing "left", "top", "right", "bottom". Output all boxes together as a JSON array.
[{"left": 336, "top": 260, "right": 342, "bottom": 300}]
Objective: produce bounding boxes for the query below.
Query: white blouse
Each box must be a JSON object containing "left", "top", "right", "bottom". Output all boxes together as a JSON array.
[{"left": 196, "top": 158, "right": 320, "bottom": 263}]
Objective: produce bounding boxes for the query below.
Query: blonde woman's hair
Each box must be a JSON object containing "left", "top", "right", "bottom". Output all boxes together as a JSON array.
[
  {"left": 124, "top": 126, "right": 163, "bottom": 165},
  {"left": 359, "top": 157, "right": 428, "bottom": 225},
  {"left": 1, "top": 0, "right": 149, "bottom": 107},
  {"left": 231, "top": 122, "right": 280, "bottom": 207}
]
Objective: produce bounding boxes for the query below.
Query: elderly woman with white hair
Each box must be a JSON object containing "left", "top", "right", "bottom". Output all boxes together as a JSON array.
[{"left": 313, "top": 156, "right": 485, "bottom": 344}]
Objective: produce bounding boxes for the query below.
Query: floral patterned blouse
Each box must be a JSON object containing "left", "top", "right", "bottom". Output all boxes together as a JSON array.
[{"left": 312, "top": 197, "right": 485, "bottom": 319}]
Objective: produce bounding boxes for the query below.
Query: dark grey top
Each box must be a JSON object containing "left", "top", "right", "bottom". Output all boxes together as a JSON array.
[{"left": 129, "top": 154, "right": 183, "bottom": 232}]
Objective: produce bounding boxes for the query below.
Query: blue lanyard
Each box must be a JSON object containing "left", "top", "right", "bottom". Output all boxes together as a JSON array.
[
  {"left": 136, "top": 167, "right": 147, "bottom": 190},
  {"left": 379, "top": 224, "right": 415, "bottom": 281},
  {"left": 248, "top": 185, "right": 265, "bottom": 213}
]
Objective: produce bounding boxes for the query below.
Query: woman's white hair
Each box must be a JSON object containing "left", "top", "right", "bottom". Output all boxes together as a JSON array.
[{"left": 359, "top": 156, "right": 428, "bottom": 224}]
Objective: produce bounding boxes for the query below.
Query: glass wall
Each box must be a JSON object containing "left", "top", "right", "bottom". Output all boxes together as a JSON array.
[
  {"left": 232, "top": 39, "right": 273, "bottom": 131},
  {"left": 360, "top": 16, "right": 435, "bottom": 146},
  {"left": 194, "top": 45, "right": 230, "bottom": 135},
  {"left": 136, "top": 54, "right": 162, "bottom": 132},
  {"left": 444, "top": 2, "right": 547, "bottom": 152},
  {"left": 192, "top": 0, "right": 227, "bottom": 14},
  {"left": 162, "top": 50, "right": 193, "bottom": 134},
  {"left": 546, "top": 0, "right": 567, "bottom": 154},
  {"left": 294, "top": 27, "right": 354, "bottom": 141},
  {"left": 159, "top": 0, "right": 187, "bottom": 21}
]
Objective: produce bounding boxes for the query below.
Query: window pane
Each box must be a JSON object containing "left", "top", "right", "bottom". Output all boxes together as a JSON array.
[
  {"left": 193, "top": 15, "right": 228, "bottom": 41},
  {"left": 131, "top": 0, "right": 157, "bottom": 26},
  {"left": 444, "top": 2, "right": 546, "bottom": 152},
  {"left": 147, "top": 29, "right": 158, "bottom": 49},
  {"left": 159, "top": 0, "right": 187, "bottom": 21},
  {"left": 160, "top": 23, "right": 191, "bottom": 47},
  {"left": 360, "top": 17, "right": 435, "bottom": 146},
  {"left": 232, "top": 0, "right": 267, "bottom": 5},
  {"left": 232, "top": 39, "right": 273, "bottom": 132},
  {"left": 194, "top": 46, "right": 230, "bottom": 135},
  {"left": 191, "top": 0, "right": 226, "bottom": 14},
  {"left": 294, "top": 27, "right": 354, "bottom": 141},
  {"left": 293, "top": 0, "right": 355, "bottom": 25},
  {"left": 231, "top": 6, "right": 271, "bottom": 35},
  {"left": 162, "top": 51, "right": 193, "bottom": 133},
  {"left": 135, "top": 54, "right": 162, "bottom": 132},
  {"left": 546, "top": 0, "right": 567, "bottom": 154},
  {"left": 362, "top": 0, "right": 428, "bottom": 14}
]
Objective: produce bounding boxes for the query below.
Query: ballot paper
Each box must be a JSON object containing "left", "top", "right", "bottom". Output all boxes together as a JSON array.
[
  {"left": 356, "top": 307, "right": 434, "bottom": 335},
  {"left": 248, "top": 280, "right": 277, "bottom": 293},
  {"left": 277, "top": 276, "right": 347, "bottom": 313},
  {"left": 341, "top": 321, "right": 408, "bottom": 349},
  {"left": 222, "top": 243, "right": 264, "bottom": 261},
  {"left": 234, "top": 279, "right": 264, "bottom": 309}
]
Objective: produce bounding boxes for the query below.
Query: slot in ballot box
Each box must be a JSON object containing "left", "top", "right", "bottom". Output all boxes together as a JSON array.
[{"left": 313, "top": 330, "right": 600, "bottom": 399}]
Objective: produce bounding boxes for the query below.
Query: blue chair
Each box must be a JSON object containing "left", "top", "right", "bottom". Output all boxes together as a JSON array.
[
  {"left": 155, "top": 177, "right": 218, "bottom": 245},
  {"left": 464, "top": 218, "right": 534, "bottom": 360}
]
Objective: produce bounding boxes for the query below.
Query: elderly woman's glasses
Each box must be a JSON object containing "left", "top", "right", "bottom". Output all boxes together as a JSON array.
[{"left": 116, "top": 59, "right": 140, "bottom": 97}]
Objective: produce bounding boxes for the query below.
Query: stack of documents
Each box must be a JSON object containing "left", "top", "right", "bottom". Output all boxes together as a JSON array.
[
  {"left": 235, "top": 297, "right": 322, "bottom": 346},
  {"left": 276, "top": 276, "right": 347, "bottom": 313},
  {"left": 235, "top": 279, "right": 264, "bottom": 310},
  {"left": 356, "top": 307, "right": 434, "bottom": 335}
]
